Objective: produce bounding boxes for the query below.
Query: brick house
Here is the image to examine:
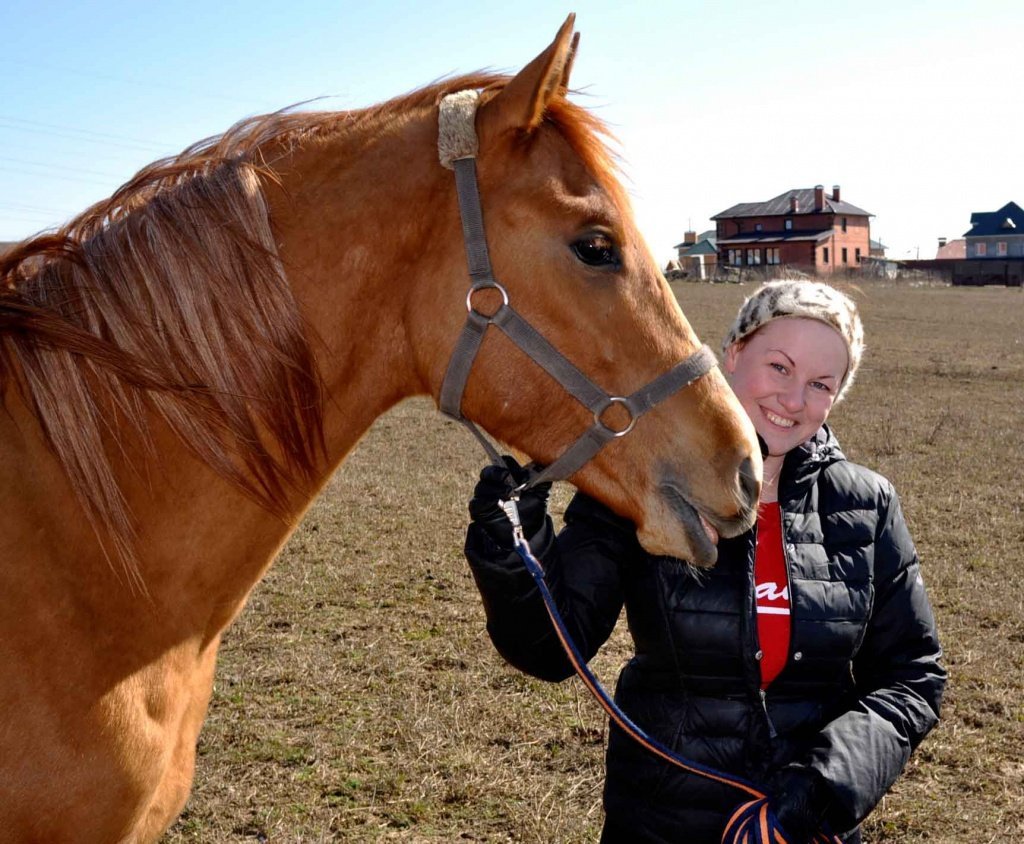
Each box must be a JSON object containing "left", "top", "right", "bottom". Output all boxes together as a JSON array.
[
  {"left": 936, "top": 238, "right": 966, "bottom": 259},
  {"left": 712, "top": 185, "right": 872, "bottom": 274},
  {"left": 963, "top": 201, "right": 1024, "bottom": 259}
]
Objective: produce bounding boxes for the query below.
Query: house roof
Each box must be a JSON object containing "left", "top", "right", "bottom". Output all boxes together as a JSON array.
[
  {"left": 717, "top": 229, "right": 833, "bottom": 246},
  {"left": 712, "top": 188, "right": 872, "bottom": 220},
  {"left": 936, "top": 238, "right": 966, "bottom": 259},
  {"left": 963, "top": 201, "right": 1024, "bottom": 237},
  {"left": 677, "top": 239, "right": 718, "bottom": 256},
  {"left": 673, "top": 229, "right": 716, "bottom": 249}
]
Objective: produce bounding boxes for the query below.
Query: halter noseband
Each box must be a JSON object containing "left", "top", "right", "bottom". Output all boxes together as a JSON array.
[{"left": 437, "top": 89, "right": 717, "bottom": 488}]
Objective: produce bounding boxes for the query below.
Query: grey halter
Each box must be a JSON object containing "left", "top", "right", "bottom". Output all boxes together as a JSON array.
[{"left": 437, "top": 90, "right": 717, "bottom": 489}]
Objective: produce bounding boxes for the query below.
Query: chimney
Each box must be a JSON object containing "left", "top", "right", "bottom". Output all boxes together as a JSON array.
[
  {"left": 938, "top": 237, "right": 947, "bottom": 248},
  {"left": 832, "top": 184, "right": 841, "bottom": 202},
  {"left": 814, "top": 185, "right": 825, "bottom": 211},
  {"left": 684, "top": 230, "right": 697, "bottom": 245},
  {"left": 790, "top": 194, "right": 799, "bottom": 213}
]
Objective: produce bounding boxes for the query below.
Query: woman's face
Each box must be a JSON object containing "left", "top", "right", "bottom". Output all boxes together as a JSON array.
[{"left": 724, "top": 317, "right": 849, "bottom": 457}]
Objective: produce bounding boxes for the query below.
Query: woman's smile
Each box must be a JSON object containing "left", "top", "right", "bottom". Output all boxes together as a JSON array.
[{"left": 762, "top": 407, "right": 797, "bottom": 429}]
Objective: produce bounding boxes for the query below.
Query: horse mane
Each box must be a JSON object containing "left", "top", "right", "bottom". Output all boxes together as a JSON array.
[{"left": 0, "top": 71, "right": 617, "bottom": 584}]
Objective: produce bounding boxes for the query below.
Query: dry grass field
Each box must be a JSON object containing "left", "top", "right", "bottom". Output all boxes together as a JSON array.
[{"left": 165, "top": 282, "right": 1024, "bottom": 843}]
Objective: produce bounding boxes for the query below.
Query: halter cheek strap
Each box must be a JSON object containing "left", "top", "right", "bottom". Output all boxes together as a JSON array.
[{"left": 437, "top": 90, "right": 716, "bottom": 488}]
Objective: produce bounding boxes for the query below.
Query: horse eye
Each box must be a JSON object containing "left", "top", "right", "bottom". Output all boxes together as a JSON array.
[{"left": 571, "top": 234, "right": 620, "bottom": 268}]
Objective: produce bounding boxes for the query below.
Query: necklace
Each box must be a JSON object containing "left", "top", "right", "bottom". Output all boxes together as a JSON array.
[
  {"left": 761, "top": 461, "right": 784, "bottom": 503},
  {"left": 763, "top": 461, "right": 783, "bottom": 488}
]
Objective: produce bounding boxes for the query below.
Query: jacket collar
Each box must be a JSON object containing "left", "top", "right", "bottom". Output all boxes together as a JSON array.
[{"left": 778, "top": 424, "right": 845, "bottom": 497}]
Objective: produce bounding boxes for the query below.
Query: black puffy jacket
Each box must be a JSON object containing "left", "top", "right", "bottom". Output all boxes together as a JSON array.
[{"left": 465, "top": 426, "right": 945, "bottom": 843}]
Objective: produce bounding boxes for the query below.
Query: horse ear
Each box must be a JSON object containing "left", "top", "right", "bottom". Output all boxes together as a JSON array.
[
  {"left": 558, "top": 32, "right": 581, "bottom": 96},
  {"left": 480, "top": 13, "right": 577, "bottom": 138}
]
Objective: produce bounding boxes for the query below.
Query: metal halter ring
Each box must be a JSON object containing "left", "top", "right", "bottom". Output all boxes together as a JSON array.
[
  {"left": 594, "top": 396, "right": 637, "bottom": 437},
  {"left": 466, "top": 281, "right": 509, "bottom": 316}
]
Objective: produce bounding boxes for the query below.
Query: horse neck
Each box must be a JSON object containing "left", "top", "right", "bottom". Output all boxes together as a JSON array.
[
  {"left": 154, "top": 110, "right": 460, "bottom": 635},
  {"left": 263, "top": 109, "right": 457, "bottom": 463},
  {"left": 4, "top": 109, "right": 459, "bottom": 660}
]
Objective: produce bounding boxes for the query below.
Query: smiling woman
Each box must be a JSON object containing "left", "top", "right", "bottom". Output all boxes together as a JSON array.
[{"left": 464, "top": 279, "right": 945, "bottom": 843}]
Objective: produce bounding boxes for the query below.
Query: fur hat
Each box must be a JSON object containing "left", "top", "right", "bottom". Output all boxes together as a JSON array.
[{"left": 721, "top": 279, "right": 864, "bottom": 402}]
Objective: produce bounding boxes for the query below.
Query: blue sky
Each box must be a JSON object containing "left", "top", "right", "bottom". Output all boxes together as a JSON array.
[{"left": 2, "top": 0, "right": 1020, "bottom": 262}]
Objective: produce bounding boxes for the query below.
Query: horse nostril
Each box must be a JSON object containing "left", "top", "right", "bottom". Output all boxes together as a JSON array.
[{"left": 738, "top": 456, "right": 759, "bottom": 509}]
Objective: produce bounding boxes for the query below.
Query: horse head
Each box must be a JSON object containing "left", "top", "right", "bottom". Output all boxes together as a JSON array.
[{"left": 416, "top": 16, "right": 760, "bottom": 564}]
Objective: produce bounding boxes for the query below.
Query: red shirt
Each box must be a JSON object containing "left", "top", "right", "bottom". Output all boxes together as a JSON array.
[{"left": 755, "top": 502, "right": 791, "bottom": 689}]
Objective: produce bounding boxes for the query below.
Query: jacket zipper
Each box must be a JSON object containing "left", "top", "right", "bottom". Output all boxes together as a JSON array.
[
  {"left": 780, "top": 513, "right": 798, "bottom": 670},
  {"left": 759, "top": 688, "right": 778, "bottom": 739},
  {"left": 749, "top": 514, "right": 778, "bottom": 741}
]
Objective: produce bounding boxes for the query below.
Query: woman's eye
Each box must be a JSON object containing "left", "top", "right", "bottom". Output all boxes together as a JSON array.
[
  {"left": 770, "top": 362, "right": 788, "bottom": 374},
  {"left": 810, "top": 381, "right": 832, "bottom": 393},
  {"left": 571, "top": 234, "right": 620, "bottom": 268}
]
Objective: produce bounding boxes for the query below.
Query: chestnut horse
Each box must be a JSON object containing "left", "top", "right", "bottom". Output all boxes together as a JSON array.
[{"left": 0, "top": 16, "right": 759, "bottom": 843}]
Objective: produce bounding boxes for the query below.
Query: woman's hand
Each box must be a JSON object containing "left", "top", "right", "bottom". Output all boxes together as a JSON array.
[
  {"left": 468, "top": 456, "right": 551, "bottom": 547},
  {"left": 767, "top": 767, "right": 833, "bottom": 843}
]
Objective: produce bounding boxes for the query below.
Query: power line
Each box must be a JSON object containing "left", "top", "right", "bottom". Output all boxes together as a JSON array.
[
  {"left": 0, "top": 165, "right": 113, "bottom": 188},
  {"left": 0, "top": 210, "right": 63, "bottom": 224},
  {"left": 0, "top": 57, "right": 278, "bottom": 110},
  {"left": 0, "top": 156, "right": 127, "bottom": 181},
  {"left": 0, "top": 115, "right": 169, "bottom": 153},
  {"left": 0, "top": 200, "right": 73, "bottom": 216}
]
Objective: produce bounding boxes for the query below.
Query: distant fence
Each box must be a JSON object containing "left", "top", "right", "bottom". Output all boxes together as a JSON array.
[
  {"left": 900, "top": 258, "right": 1024, "bottom": 287},
  {"left": 665, "top": 258, "right": 1024, "bottom": 286}
]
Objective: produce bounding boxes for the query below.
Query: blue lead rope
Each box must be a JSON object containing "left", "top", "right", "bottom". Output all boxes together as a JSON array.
[{"left": 499, "top": 497, "right": 840, "bottom": 844}]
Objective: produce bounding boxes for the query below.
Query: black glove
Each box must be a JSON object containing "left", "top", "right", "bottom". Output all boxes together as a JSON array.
[
  {"left": 468, "top": 456, "right": 552, "bottom": 547},
  {"left": 767, "top": 767, "right": 833, "bottom": 843}
]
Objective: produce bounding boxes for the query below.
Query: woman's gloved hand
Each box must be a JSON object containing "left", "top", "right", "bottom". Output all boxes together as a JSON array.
[
  {"left": 468, "top": 456, "right": 552, "bottom": 547},
  {"left": 767, "top": 767, "right": 833, "bottom": 843}
]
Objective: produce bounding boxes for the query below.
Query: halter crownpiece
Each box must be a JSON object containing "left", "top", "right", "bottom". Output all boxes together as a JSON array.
[
  {"left": 437, "top": 89, "right": 718, "bottom": 488},
  {"left": 438, "top": 89, "right": 480, "bottom": 169}
]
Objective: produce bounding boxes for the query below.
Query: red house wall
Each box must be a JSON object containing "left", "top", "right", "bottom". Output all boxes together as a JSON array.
[{"left": 716, "top": 212, "right": 871, "bottom": 274}]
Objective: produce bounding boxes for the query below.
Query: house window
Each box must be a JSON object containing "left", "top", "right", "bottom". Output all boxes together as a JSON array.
[
  {"left": 784, "top": 219, "right": 793, "bottom": 231},
  {"left": 823, "top": 247, "right": 830, "bottom": 263},
  {"left": 748, "top": 249, "right": 761, "bottom": 265},
  {"left": 997, "top": 241, "right": 1008, "bottom": 256},
  {"left": 842, "top": 247, "right": 848, "bottom": 264},
  {"left": 976, "top": 242, "right": 987, "bottom": 257},
  {"left": 729, "top": 249, "right": 743, "bottom": 266},
  {"left": 842, "top": 217, "right": 848, "bottom": 233},
  {"left": 766, "top": 248, "right": 780, "bottom": 265},
  {"left": 855, "top": 247, "right": 862, "bottom": 262},
  {"left": 754, "top": 223, "right": 763, "bottom": 232}
]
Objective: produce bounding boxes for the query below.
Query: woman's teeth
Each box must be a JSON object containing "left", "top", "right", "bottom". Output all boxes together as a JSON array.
[{"left": 765, "top": 410, "right": 796, "bottom": 428}]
